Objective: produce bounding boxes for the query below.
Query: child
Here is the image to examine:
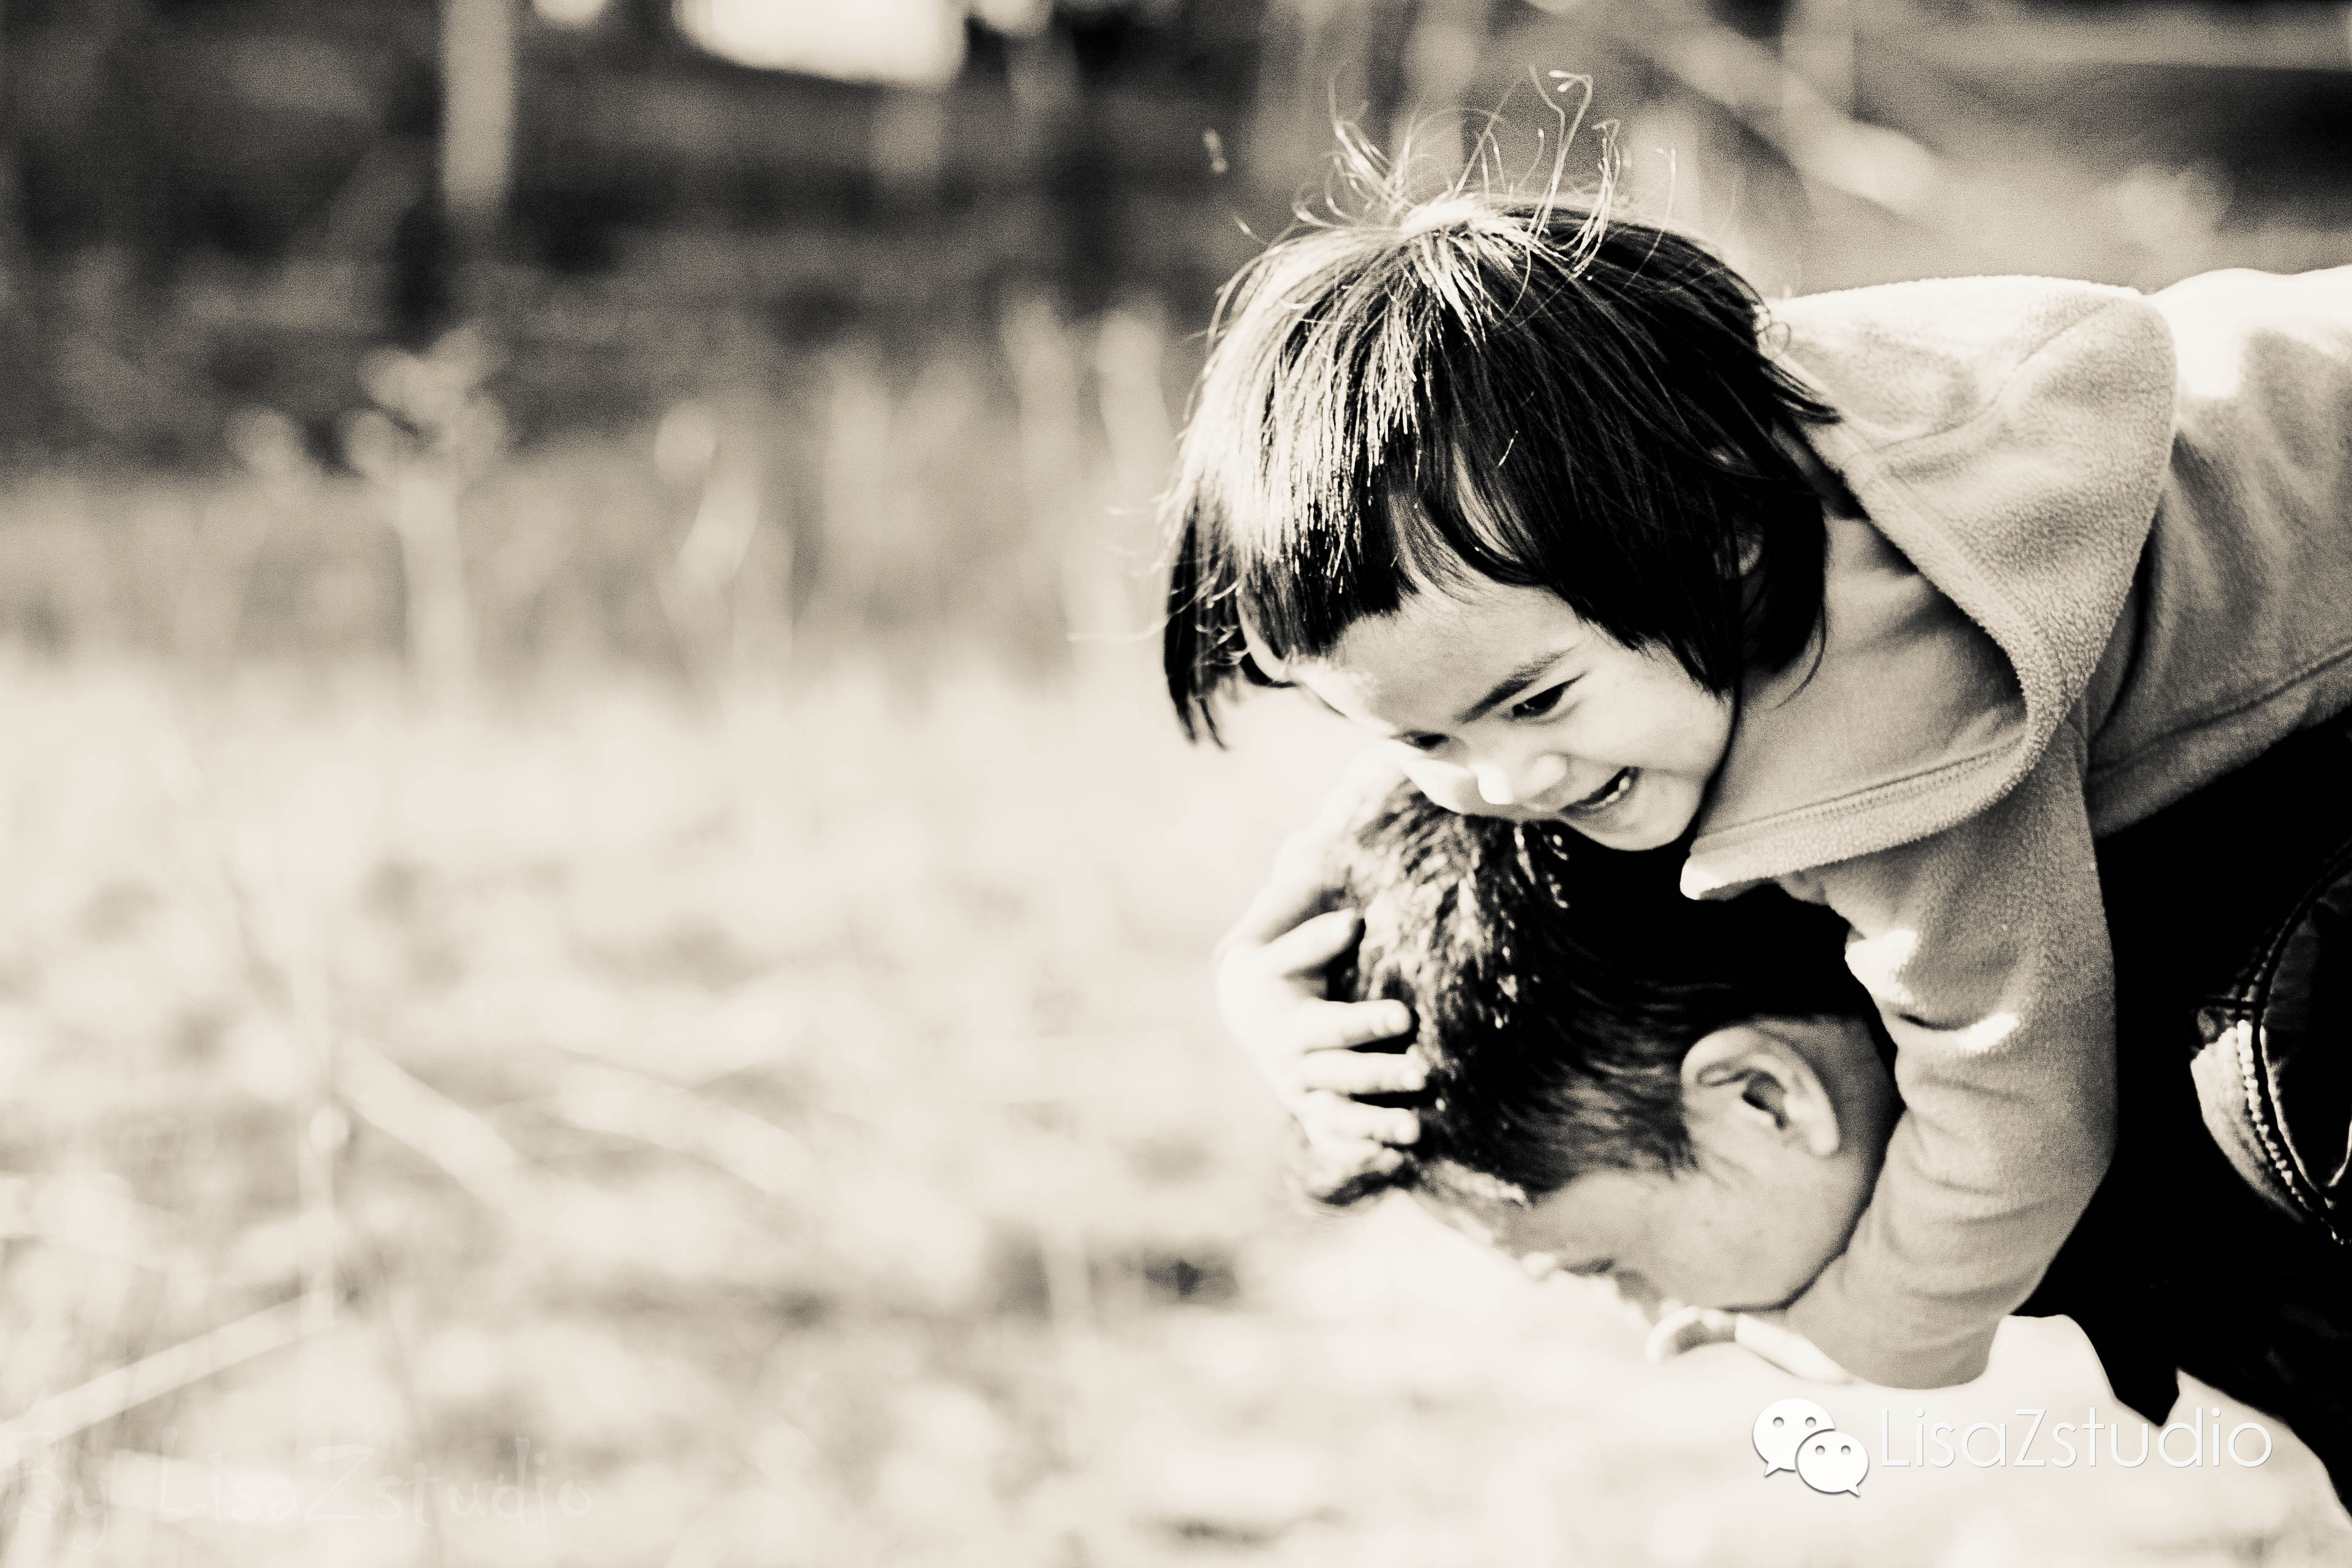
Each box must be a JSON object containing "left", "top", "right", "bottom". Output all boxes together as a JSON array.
[{"left": 1162, "top": 169, "right": 2352, "bottom": 1387}]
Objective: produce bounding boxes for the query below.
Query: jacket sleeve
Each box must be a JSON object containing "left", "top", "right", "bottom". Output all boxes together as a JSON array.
[{"left": 1780, "top": 718, "right": 2118, "bottom": 1387}]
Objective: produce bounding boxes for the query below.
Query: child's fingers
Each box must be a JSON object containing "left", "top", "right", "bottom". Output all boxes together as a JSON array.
[
  {"left": 1301, "top": 1091, "right": 1419, "bottom": 1147},
  {"left": 1287, "top": 998, "right": 1414, "bottom": 1055},
  {"left": 1257, "top": 908, "right": 1363, "bottom": 978},
  {"left": 1295, "top": 1043, "right": 1427, "bottom": 1096}
]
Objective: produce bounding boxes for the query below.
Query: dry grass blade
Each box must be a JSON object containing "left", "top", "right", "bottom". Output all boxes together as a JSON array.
[
  {"left": 0, "top": 1175, "right": 180, "bottom": 1272},
  {"left": 550, "top": 1064, "right": 815, "bottom": 1201},
  {"left": 339, "top": 1038, "right": 533, "bottom": 1212},
  {"left": 0, "top": 1298, "right": 314, "bottom": 1459}
]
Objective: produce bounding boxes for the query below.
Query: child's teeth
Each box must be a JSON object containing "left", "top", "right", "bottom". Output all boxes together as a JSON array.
[{"left": 1573, "top": 769, "right": 1630, "bottom": 811}]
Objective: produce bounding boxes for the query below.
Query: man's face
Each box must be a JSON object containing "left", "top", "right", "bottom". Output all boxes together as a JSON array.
[
  {"left": 1281, "top": 580, "right": 1735, "bottom": 853},
  {"left": 1428, "top": 1019, "right": 1891, "bottom": 1314}
]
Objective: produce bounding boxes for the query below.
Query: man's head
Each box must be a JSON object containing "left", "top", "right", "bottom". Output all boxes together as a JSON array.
[{"left": 1319, "top": 783, "right": 1899, "bottom": 1312}]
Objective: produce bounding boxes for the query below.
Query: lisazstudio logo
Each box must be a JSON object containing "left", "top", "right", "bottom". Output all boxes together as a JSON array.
[{"left": 1753, "top": 1398, "right": 1868, "bottom": 1496}]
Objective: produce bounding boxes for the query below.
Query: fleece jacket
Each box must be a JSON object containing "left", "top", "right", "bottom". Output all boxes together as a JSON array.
[{"left": 1684, "top": 266, "right": 2352, "bottom": 1387}]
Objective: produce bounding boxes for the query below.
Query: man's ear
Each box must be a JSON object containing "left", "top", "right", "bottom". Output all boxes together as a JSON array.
[{"left": 1680, "top": 1025, "right": 1841, "bottom": 1158}]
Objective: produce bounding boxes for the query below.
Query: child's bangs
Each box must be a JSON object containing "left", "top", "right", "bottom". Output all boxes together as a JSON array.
[
  {"left": 1215, "top": 241, "right": 1561, "bottom": 671},
  {"left": 1228, "top": 450, "right": 1539, "bottom": 670}
]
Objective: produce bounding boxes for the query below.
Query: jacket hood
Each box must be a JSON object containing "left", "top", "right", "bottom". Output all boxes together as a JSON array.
[{"left": 1684, "top": 276, "right": 2179, "bottom": 895}]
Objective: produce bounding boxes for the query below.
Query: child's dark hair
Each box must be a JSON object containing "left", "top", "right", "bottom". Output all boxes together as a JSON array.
[
  {"left": 1306, "top": 781, "right": 1868, "bottom": 1210},
  {"left": 1163, "top": 175, "right": 1837, "bottom": 742}
]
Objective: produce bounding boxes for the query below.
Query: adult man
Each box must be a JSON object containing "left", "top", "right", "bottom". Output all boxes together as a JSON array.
[{"left": 1300, "top": 735, "right": 2352, "bottom": 1501}]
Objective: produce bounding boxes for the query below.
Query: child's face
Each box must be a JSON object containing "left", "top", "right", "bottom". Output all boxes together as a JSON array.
[{"left": 1286, "top": 581, "right": 1734, "bottom": 851}]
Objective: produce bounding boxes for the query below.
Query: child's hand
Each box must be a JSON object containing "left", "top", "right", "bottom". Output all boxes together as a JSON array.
[
  {"left": 1216, "top": 796, "right": 1422, "bottom": 1166},
  {"left": 1646, "top": 1305, "right": 1854, "bottom": 1384}
]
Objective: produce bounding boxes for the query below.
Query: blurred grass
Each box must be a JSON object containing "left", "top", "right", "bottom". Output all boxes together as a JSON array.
[
  {"left": 0, "top": 659, "right": 1317, "bottom": 1562},
  {"left": 0, "top": 660, "right": 2346, "bottom": 1566},
  {"left": 0, "top": 293, "right": 1172, "bottom": 693},
  {"left": 0, "top": 123, "right": 2348, "bottom": 1565}
]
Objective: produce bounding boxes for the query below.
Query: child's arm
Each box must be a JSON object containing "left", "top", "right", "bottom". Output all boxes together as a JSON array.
[
  {"left": 1212, "top": 755, "right": 1423, "bottom": 1159},
  {"left": 1781, "top": 720, "right": 2118, "bottom": 1387}
]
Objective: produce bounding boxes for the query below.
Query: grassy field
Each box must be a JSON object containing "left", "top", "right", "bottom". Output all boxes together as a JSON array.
[{"left": 0, "top": 649, "right": 2343, "bottom": 1567}]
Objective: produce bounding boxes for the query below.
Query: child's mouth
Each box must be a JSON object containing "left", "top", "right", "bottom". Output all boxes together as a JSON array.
[{"left": 1559, "top": 767, "right": 1635, "bottom": 817}]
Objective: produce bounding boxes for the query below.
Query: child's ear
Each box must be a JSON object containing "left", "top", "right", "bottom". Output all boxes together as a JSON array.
[
  {"left": 1238, "top": 616, "right": 1289, "bottom": 683},
  {"left": 1735, "top": 527, "right": 1765, "bottom": 578},
  {"left": 1680, "top": 1025, "right": 1841, "bottom": 1158}
]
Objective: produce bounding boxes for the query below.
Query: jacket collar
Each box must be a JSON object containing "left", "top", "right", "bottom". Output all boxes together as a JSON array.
[{"left": 1684, "top": 277, "right": 2177, "bottom": 895}]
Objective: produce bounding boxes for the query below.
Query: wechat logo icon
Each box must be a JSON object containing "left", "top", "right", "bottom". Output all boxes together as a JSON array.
[{"left": 1753, "top": 1398, "right": 1867, "bottom": 1496}]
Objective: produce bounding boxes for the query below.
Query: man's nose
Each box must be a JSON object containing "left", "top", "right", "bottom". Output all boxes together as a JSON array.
[
  {"left": 1520, "top": 1251, "right": 1638, "bottom": 1299},
  {"left": 1607, "top": 1272, "right": 1665, "bottom": 1321},
  {"left": 1474, "top": 752, "right": 1568, "bottom": 807}
]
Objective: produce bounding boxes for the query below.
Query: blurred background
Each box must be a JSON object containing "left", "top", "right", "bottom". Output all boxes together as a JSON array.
[{"left": 0, "top": 1, "right": 2348, "bottom": 1564}]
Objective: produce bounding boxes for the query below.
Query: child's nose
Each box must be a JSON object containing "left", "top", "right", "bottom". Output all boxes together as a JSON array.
[{"left": 1474, "top": 753, "right": 1567, "bottom": 807}]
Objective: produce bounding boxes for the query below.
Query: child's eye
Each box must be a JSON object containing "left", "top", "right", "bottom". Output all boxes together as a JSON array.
[
  {"left": 1398, "top": 733, "right": 1449, "bottom": 753},
  {"left": 1509, "top": 684, "right": 1569, "bottom": 720}
]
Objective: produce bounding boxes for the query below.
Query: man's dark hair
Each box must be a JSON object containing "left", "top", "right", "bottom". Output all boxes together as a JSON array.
[
  {"left": 1309, "top": 782, "right": 1868, "bottom": 1209},
  {"left": 1162, "top": 175, "right": 1837, "bottom": 743}
]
